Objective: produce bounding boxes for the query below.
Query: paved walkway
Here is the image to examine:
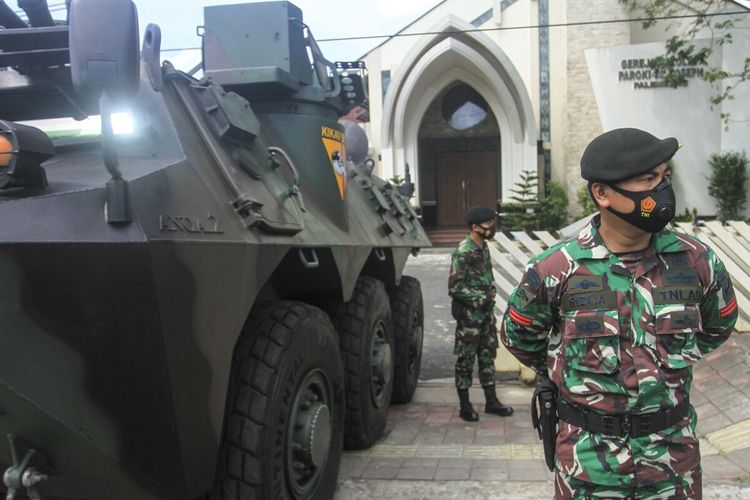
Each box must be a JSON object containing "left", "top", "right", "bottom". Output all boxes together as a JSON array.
[{"left": 335, "top": 334, "right": 750, "bottom": 499}]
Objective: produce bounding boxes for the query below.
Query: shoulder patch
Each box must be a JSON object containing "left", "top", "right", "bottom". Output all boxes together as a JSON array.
[
  {"left": 523, "top": 268, "right": 543, "bottom": 292},
  {"left": 516, "top": 287, "right": 534, "bottom": 309}
]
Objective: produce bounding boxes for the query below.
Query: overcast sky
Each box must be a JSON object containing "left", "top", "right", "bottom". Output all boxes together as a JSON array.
[
  {"left": 133, "top": 0, "right": 750, "bottom": 70},
  {"left": 130, "top": 0, "right": 443, "bottom": 71}
]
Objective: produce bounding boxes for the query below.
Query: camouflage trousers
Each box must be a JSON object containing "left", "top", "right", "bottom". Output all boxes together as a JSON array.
[
  {"left": 454, "top": 305, "right": 497, "bottom": 389},
  {"left": 554, "top": 409, "right": 702, "bottom": 499},
  {"left": 554, "top": 468, "right": 701, "bottom": 499}
]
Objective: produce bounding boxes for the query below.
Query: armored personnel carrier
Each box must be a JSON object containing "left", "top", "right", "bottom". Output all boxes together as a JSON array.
[{"left": 0, "top": 0, "right": 429, "bottom": 498}]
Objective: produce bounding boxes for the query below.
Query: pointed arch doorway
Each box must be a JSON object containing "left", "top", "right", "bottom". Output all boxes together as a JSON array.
[{"left": 419, "top": 82, "right": 500, "bottom": 229}]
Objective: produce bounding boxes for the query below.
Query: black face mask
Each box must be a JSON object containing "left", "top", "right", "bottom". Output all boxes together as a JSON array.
[
  {"left": 476, "top": 224, "right": 496, "bottom": 240},
  {"left": 606, "top": 178, "right": 676, "bottom": 233}
]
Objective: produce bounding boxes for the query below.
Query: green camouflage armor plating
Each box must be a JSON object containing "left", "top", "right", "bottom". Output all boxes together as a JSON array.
[
  {"left": 500, "top": 218, "right": 737, "bottom": 499},
  {"left": 449, "top": 235, "right": 498, "bottom": 390}
]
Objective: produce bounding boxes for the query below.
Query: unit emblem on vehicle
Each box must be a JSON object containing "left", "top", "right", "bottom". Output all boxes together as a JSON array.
[{"left": 321, "top": 126, "right": 346, "bottom": 200}]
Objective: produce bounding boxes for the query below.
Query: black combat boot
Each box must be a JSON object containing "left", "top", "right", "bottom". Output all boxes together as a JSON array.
[
  {"left": 457, "top": 388, "right": 479, "bottom": 422},
  {"left": 483, "top": 385, "right": 514, "bottom": 416}
]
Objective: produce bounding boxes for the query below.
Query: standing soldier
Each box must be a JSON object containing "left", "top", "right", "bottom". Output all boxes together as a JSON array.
[
  {"left": 449, "top": 205, "right": 514, "bottom": 421},
  {"left": 501, "top": 128, "right": 738, "bottom": 499}
]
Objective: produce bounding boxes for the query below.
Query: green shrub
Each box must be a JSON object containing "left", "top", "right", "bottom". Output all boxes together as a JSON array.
[
  {"left": 707, "top": 151, "right": 748, "bottom": 222},
  {"left": 502, "top": 174, "right": 569, "bottom": 232},
  {"left": 537, "top": 181, "right": 569, "bottom": 231}
]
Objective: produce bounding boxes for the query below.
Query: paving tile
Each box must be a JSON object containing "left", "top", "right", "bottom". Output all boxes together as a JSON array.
[
  {"left": 473, "top": 435, "right": 506, "bottom": 446},
  {"left": 693, "top": 366, "right": 717, "bottom": 381},
  {"left": 478, "top": 420, "right": 505, "bottom": 430},
  {"left": 476, "top": 427, "right": 505, "bottom": 437},
  {"left": 698, "top": 379, "right": 739, "bottom": 400},
  {"left": 359, "top": 466, "right": 401, "bottom": 480},
  {"left": 428, "top": 404, "right": 458, "bottom": 413},
  {"left": 403, "top": 457, "right": 440, "bottom": 468},
  {"left": 697, "top": 412, "right": 733, "bottom": 436},
  {"left": 425, "top": 414, "right": 454, "bottom": 424},
  {"left": 701, "top": 454, "right": 745, "bottom": 481},
  {"left": 512, "top": 443, "right": 545, "bottom": 460},
  {"left": 443, "top": 430, "right": 476, "bottom": 445},
  {"left": 471, "top": 458, "right": 509, "bottom": 469},
  {"left": 416, "top": 445, "right": 463, "bottom": 459},
  {"left": 505, "top": 430, "right": 539, "bottom": 444},
  {"left": 338, "top": 465, "right": 365, "bottom": 479},
  {"left": 438, "top": 457, "right": 472, "bottom": 468},
  {"left": 724, "top": 402, "right": 750, "bottom": 424},
  {"left": 717, "top": 362, "right": 750, "bottom": 381},
  {"left": 690, "top": 390, "right": 707, "bottom": 406},
  {"left": 470, "top": 467, "right": 509, "bottom": 481},
  {"left": 434, "top": 467, "right": 471, "bottom": 480},
  {"left": 396, "top": 466, "right": 436, "bottom": 480},
  {"left": 709, "top": 391, "right": 749, "bottom": 410},
  {"left": 695, "top": 402, "right": 720, "bottom": 420},
  {"left": 446, "top": 421, "right": 480, "bottom": 431},
  {"left": 464, "top": 446, "right": 510, "bottom": 460},
  {"left": 366, "top": 457, "right": 404, "bottom": 468},
  {"left": 413, "top": 435, "right": 445, "bottom": 445},
  {"left": 694, "top": 373, "right": 727, "bottom": 390},
  {"left": 508, "top": 458, "right": 551, "bottom": 481},
  {"left": 707, "top": 350, "right": 743, "bottom": 371},
  {"left": 725, "top": 447, "right": 750, "bottom": 474},
  {"left": 392, "top": 420, "right": 423, "bottom": 432},
  {"left": 381, "top": 431, "right": 417, "bottom": 445},
  {"left": 340, "top": 456, "right": 369, "bottom": 468}
]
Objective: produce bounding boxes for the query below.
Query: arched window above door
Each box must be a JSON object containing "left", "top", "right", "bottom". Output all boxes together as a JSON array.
[{"left": 442, "top": 83, "right": 489, "bottom": 131}]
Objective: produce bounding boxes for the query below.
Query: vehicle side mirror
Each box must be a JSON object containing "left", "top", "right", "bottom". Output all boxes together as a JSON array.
[{"left": 68, "top": 0, "right": 140, "bottom": 99}]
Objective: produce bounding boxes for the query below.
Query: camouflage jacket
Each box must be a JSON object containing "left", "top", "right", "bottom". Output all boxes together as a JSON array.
[
  {"left": 449, "top": 235, "right": 494, "bottom": 310},
  {"left": 500, "top": 217, "right": 737, "bottom": 413}
]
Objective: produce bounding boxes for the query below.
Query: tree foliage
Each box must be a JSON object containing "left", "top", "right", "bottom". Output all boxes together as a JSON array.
[
  {"left": 619, "top": 0, "right": 749, "bottom": 125},
  {"left": 503, "top": 172, "right": 569, "bottom": 231},
  {"left": 537, "top": 181, "right": 570, "bottom": 231},
  {"left": 707, "top": 150, "right": 748, "bottom": 221}
]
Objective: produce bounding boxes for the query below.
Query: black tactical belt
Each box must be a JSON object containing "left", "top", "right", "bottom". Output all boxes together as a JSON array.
[{"left": 557, "top": 398, "right": 690, "bottom": 438}]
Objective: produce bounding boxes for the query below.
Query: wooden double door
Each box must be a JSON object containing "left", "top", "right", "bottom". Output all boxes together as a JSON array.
[{"left": 435, "top": 150, "right": 498, "bottom": 226}]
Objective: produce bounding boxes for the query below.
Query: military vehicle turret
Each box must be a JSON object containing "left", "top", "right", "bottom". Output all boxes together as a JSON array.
[{"left": 0, "top": 0, "right": 429, "bottom": 498}]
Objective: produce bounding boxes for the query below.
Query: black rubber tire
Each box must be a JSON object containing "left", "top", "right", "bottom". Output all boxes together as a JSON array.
[
  {"left": 327, "top": 277, "right": 394, "bottom": 450},
  {"left": 389, "top": 275, "right": 424, "bottom": 404},
  {"left": 210, "top": 301, "right": 344, "bottom": 500}
]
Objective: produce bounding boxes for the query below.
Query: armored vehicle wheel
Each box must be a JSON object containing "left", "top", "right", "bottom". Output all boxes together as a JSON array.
[
  {"left": 389, "top": 275, "right": 424, "bottom": 404},
  {"left": 210, "top": 301, "right": 344, "bottom": 500},
  {"left": 328, "top": 277, "right": 394, "bottom": 450}
]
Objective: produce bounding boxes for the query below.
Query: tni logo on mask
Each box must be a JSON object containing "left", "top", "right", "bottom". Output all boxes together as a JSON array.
[{"left": 640, "top": 197, "right": 656, "bottom": 217}]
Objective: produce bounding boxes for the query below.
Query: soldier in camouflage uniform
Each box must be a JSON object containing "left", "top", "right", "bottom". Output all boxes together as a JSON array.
[
  {"left": 500, "top": 128, "right": 738, "bottom": 499},
  {"left": 449, "top": 205, "right": 514, "bottom": 421}
]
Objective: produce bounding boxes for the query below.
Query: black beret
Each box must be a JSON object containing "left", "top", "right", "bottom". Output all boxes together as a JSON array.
[
  {"left": 580, "top": 128, "right": 679, "bottom": 182},
  {"left": 464, "top": 205, "right": 496, "bottom": 224}
]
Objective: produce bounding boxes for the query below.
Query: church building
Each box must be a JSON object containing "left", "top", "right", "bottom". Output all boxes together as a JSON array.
[{"left": 360, "top": 0, "right": 750, "bottom": 227}]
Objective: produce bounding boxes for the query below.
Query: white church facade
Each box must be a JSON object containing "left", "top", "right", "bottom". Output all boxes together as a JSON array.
[{"left": 359, "top": 0, "right": 750, "bottom": 227}]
